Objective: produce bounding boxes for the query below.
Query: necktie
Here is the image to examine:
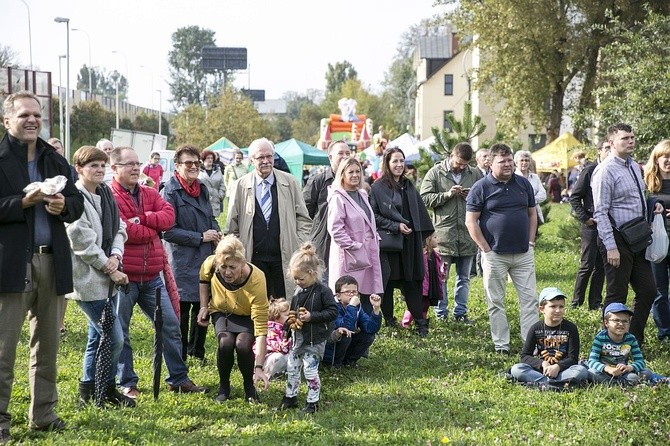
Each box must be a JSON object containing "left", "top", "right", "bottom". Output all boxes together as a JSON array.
[{"left": 260, "top": 180, "right": 272, "bottom": 224}]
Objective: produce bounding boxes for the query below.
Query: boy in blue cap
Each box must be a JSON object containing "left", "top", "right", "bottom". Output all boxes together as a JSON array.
[
  {"left": 510, "top": 287, "right": 589, "bottom": 389},
  {"left": 587, "top": 302, "right": 653, "bottom": 386}
]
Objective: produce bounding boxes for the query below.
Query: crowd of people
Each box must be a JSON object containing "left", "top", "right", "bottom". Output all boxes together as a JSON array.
[{"left": 2, "top": 90, "right": 670, "bottom": 443}]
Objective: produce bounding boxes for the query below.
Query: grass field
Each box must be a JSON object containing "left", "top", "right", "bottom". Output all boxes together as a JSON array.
[{"left": 7, "top": 203, "right": 670, "bottom": 445}]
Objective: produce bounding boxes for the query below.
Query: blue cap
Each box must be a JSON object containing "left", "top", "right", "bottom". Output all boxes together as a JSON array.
[
  {"left": 604, "top": 302, "right": 633, "bottom": 316},
  {"left": 538, "top": 287, "right": 567, "bottom": 305}
]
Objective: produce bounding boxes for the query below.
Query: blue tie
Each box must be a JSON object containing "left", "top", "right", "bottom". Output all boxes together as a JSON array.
[{"left": 260, "top": 180, "right": 272, "bottom": 224}]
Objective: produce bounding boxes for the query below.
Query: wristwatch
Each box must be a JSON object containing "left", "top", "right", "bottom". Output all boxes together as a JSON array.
[{"left": 254, "top": 364, "right": 264, "bottom": 370}]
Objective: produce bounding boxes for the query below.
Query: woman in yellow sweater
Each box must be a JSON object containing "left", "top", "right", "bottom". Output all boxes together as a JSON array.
[{"left": 198, "top": 235, "right": 269, "bottom": 403}]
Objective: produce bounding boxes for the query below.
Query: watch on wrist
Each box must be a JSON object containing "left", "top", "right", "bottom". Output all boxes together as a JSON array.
[{"left": 254, "top": 364, "right": 264, "bottom": 370}]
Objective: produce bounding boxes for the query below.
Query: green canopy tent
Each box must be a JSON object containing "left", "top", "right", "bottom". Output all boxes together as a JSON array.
[
  {"left": 205, "top": 136, "right": 239, "bottom": 151},
  {"left": 274, "top": 138, "right": 330, "bottom": 184}
]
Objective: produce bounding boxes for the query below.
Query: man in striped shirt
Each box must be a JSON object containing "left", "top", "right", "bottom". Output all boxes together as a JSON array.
[{"left": 591, "top": 123, "right": 662, "bottom": 346}]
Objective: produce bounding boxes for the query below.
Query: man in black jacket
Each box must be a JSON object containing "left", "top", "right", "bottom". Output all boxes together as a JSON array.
[
  {"left": 302, "top": 140, "right": 351, "bottom": 279},
  {"left": 0, "top": 91, "right": 84, "bottom": 441},
  {"left": 568, "top": 140, "right": 609, "bottom": 310}
]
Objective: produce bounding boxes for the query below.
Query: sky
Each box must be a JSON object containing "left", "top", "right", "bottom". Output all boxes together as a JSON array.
[{"left": 2, "top": 0, "right": 448, "bottom": 112}]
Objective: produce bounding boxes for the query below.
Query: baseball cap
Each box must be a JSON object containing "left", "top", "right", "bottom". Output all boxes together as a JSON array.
[
  {"left": 538, "top": 287, "right": 567, "bottom": 305},
  {"left": 603, "top": 302, "right": 633, "bottom": 316}
]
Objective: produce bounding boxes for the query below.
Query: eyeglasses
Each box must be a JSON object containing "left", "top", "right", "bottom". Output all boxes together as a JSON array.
[
  {"left": 339, "top": 290, "right": 358, "bottom": 296},
  {"left": 608, "top": 318, "right": 630, "bottom": 325},
  {"left": 115, "top": 162, "right": 141, "bottom": 168},
  {"left": 179, "top": 160, "right": 201, "bottom": 168}
]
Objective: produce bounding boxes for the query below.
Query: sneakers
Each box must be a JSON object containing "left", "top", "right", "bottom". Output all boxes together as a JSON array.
[
  {"left": 303, "top": 401, "right": 319, "bottom": 414},
  {"left": 168, "top": 379, "right": 209, "bottom": 394},
  {"left": 121, "top": 386, "right": 139, "bottom": 399},
  {"left": 495, "top": 348, "right": 510, "bottom": 356},
  {"left": 0, "top": 428, "right": 10, "bottom": 444},
  {"left": 276, "top": 396, "right": 299, "bottom": 410},
  {"left": 33, "top": 418, "right": 67, "bottom": 432},
  {"left": 245, "top": 389, "right": 260, "bottom": 403},
  {"left": 453, "top": 315, "right": 473, "bottom": 325}
]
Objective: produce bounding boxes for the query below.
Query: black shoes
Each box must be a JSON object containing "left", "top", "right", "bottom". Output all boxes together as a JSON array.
[
  {"left": 303, "top": 401, "right": 319, "bottom": 414},
  {"left": 276, "top": 396, "right": 299, "bottom": 410},
  {"left": 495, "top": 348, "right": 510, "bottom": 356},
  {"left": 33, "top": 418, "right": 67, "bottom": 432},
  {"left": 0, "top": 428, "right": 10, "bottom": 444},
  {"left": 454, "top": 315, "right": 473, "bottom": 326}
]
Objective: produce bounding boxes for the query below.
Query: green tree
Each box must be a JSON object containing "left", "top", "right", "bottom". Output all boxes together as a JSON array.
[
  {"left": 325, "top": 61, "right": 358, "bottom": 95},
  {"left": 70, "top": 101, "right": 114, "bottom": 147},
  {"left": 76, "top": 65, "right": 128, "bottom": 98},
  {"left": 593, "top": 11, "right": 670, "bottom": 158},
  {"left": 172, "top": 87, "right": 277, "bottom": 149},
  {"left": 168, "top": 26, "right": 231, "bottom": 109}
]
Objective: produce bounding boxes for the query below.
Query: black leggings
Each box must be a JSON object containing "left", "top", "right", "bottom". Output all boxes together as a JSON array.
[
  {"left": 215, "top": 331, "right": 255, "bottom": 394},
  {"left": 383, "top": 279, "right": 423, "bottom": 322},
  {"left": 179, "top": 301, "right": 207, "bottom": 361}
]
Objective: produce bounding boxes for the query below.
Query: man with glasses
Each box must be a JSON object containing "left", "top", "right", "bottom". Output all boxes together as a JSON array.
[
  {"left": 110, "top": 147, "right": 208, "bottom": 398},
  {"left": 303, "top": 140, "right": 351, "bottom": 278},
  {"left": 568, "top": 140, "right": 609, "bottom": 310},
  {"left": 226, "top": 138, "right": 312, "bottom": 300}
]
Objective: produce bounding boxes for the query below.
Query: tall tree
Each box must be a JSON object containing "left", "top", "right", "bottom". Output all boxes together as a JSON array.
[
  {"left": 172, "top": 87, "right": 277, "bottom": 149},
  {"left": 439, "top": 0, "right": 670, "bottom": 142},
  {"left": 592, "top": 11, "right": 670, "bottom": 158},
  {"left": 70, "top": 101, "right": 114, "bottom": 147},
  {"left": 76, "top": 65, "right": 128, "bottom": 98},
  {"left": 325, "top": 61, "right": 358, "bottom": 95},
  {"left": 168, "top": 26, "right": 231, "bottom": 110}
]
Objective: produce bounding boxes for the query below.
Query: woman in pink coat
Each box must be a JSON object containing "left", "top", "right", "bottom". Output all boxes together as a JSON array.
[{"left": 327, "top": 157, "right": 384, "bottom": 314}]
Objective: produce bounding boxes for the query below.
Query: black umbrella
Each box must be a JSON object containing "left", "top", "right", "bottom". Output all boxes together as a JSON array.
[
  {"left": 94, "top": 281, "right": 116, "bottom": 407},
  {"left": 152, "top": 287, "right": 163, "bottom": 400}
]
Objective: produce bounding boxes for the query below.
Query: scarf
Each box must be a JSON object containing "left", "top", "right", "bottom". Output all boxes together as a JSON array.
[
  {"left": 175, "top": 171, "right": 201, "bottom": 198},
  {"left": 97, "top": 183, "right": 120, "bottom": 256}
]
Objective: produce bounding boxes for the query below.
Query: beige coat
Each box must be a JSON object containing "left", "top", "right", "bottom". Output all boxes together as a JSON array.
[{"left": 225, "top": 168, "right": 312, "bottom": 295}]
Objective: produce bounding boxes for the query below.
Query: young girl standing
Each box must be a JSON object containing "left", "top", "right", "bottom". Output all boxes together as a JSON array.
[
  {"left": 401, "top": 233, "right": 444, "bottom": 328},
  {"left": 277, "top": 242, "right": 338, "bottom": 413}
]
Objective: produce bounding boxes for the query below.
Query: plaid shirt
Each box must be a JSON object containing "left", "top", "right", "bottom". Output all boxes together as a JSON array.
[{"left": 592, "top": 155, "right": 647, "bottom": 251}]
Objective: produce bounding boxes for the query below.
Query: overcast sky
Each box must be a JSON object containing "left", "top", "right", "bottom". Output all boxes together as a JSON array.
[{"left": 2, "top": 0, "right": 447, "bottom": 111}]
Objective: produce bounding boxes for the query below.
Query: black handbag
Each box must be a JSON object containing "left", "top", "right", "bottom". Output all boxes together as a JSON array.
[
  {"left": 617, "top": 216, "right": 653, "bottom": 253},
  {"left": 378, "top": 230, "right": 403, "bottom": 252}
]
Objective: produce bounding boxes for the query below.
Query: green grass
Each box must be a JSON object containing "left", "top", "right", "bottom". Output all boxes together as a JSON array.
[{"left": 8, "top": 203, "right": 670, "bottom": 445}]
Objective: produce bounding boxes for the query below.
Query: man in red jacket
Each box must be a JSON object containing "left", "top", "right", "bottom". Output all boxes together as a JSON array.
[{"left": 110, "top": 147, "right": 207, "bottom": 398}]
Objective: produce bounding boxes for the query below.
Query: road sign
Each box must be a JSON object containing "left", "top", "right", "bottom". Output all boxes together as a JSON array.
[{"left": 201, "top": 47, "right": 247, "bottom": 71}]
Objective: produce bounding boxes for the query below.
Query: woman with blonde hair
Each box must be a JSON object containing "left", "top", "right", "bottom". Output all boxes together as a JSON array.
[
  {"left": 198, "top": 235, "right": 269, "bottom": 403},
  {"left": 327, "top": 157, "right": 383, "bottom": 314},
  {"left": 643, "top": 139, "right": 670, "bottom": 341}
]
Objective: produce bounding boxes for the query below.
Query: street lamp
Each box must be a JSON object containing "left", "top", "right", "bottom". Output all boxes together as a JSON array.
[
  {"left": 112, "top": 50, "right": 128, "bottom": 129},
  {"left": 54, "top": 16, "right": 70, "bottom": 160},
  {"left": 72, "top": 28, "right": 92, "bottom": 97},
  {"left": 156, "top": 89, "right": 162, "bottom": 135},
  {"left": 18, "top": 0, "right": 32, "bottom": 69},
  {"left": 58, "top": 55, "right": 66, "bottom": 140}
]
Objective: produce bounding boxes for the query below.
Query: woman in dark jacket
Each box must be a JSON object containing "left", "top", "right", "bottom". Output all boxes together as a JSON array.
[
  {"left": 369, "top": 147, "right": 434, "bottom": 336},
  {"left": 162, "top": 144, "right": 221, "bottom": 363}
]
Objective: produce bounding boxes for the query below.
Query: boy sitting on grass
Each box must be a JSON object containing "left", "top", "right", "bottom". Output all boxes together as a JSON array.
[
  {"left": 323, "top": 275, "right": 382, "bottom": 368},
  {"left": 587, "top": 303, "right": 653, "bottom": 386},
  {"left": 510, "top": 287, "right": 589, "bottom": 390}
]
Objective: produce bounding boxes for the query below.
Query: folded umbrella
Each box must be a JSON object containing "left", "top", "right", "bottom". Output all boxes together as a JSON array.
[
  {"left": 94, "top": 281, "right": 116, "bottom": 407},
  {"left": 152, "top": 287, "right": 163, "bottom": 400}
]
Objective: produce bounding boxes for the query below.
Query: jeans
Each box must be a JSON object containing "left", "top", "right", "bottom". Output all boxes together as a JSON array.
[
  {"left": 323, "top": 331, "right": 376, "bottom": 367},
  {"left": 650, "top": 255, "right": 670, "bottom": 340},
  {"left": 116, "top": 276, "right": 189, "bottom": 388},
  {"left": 76, "top": 296, "right": 123, "bottom": 385},
  {"left": 510, "top": 363, "right": 589, "bottom": 385},
  {"left": 588, "top": 368, "right": 653, "bottom": 386},
  {"left": 481, "top": 249, "right": 537, "bottom": 351},
  {"left": 434, "top": 255, "right": 473, "bottom": 318}
]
